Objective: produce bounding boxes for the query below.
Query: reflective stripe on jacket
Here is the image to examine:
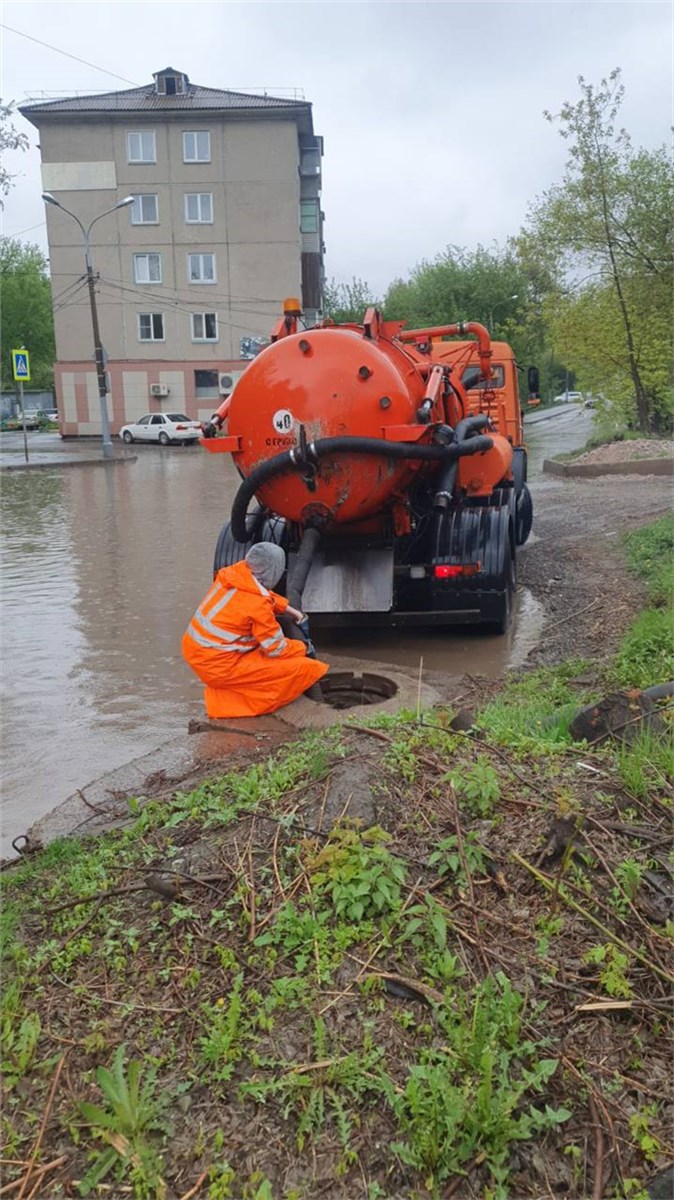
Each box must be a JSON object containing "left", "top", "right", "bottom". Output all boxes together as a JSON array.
[{"left": 184, "top": 560, "right": 290, "bottom": 657}]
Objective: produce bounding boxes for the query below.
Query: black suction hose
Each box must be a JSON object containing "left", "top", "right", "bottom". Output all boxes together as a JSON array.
[
  {"left": 287, "top": 526, "right": 321, "bottom": 610},
  {"left": 230, "top": 434, "right": 493, "bottom": 543},
  {"left": 433, "top": 415, "right": 491, "bottom": 512}
]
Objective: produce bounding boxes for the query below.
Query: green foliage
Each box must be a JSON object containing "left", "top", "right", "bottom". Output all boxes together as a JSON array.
[
  {"left": 628, "top": 1103, "right": 662, "bottom": 1163},
  {"left": 428, "top": 832, "right": 487, "bottom": 880},
  {"left": 323, "top": 276, "right": 380, "bottom": 323},
  {"left": 78, "top": 1045, "right": 176, "bottom": 1197},
  {"left": 197, "top": 975, "right": 246, "bottom": 1083},
  {"left": 382, "top": 974, "right": 571, "bottom": 1196},
  {"left": 583, "top": 943, "right": 633, "bottom": 998},
  {"left": 308, "top": 824, "right": 406, "bottom": 923},
  {"left": 0, "top": 238, "right": 55, "bottom": 390},
  {"left": 1, "top": 986, "right": 40, "bottom": 1089},
  {"left": 449, "top": 758, "right": 501, "bottom": 816},
  {"left": 0, "top": 101, "right": 28, "bottom": 203},
  {"left": 615, "top": 728, "right": 674, "bottom": 799},
  {"left": 477, "top": 661, "right": 594, "bottom": 748},
  {"left": 520, "top": 69, "right": 673, "bottom": 432},
  {"left": 623, "top": 515, "right": 674, "bottom": 607},
  {"left": 612, "top": 608, "right": 673, "bottom": 689}
]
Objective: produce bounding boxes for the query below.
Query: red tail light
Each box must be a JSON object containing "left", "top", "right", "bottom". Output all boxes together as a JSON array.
[
  {"left": 175, "top": 424, "right": 187, "bottom": 430},
  {"left": 433, "top": 563, "right": 481, "bottom": 579}
]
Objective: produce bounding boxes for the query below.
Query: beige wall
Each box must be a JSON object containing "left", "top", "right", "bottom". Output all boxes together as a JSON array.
[{"left": 41, "top": 117, "right": 302, "bottom": 363}]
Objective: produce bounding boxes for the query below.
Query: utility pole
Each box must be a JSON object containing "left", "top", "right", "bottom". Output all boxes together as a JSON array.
[
  {"left": 84, "top": 247, "right": 113, "bottom": 458},
  {"left": 42, "top": 192, "right": 134, "bottom": 460}
]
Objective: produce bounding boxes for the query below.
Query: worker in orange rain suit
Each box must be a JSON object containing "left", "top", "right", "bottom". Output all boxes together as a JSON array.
[{"left": 182, "top": 542, "right": 329, "bottom": 718}]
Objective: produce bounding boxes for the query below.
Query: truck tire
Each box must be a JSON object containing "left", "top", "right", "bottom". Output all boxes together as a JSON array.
[
  {"left": 515, "top": 484, "right": 533, "bottom": 546},
  {"left": 213, "top": 513, "right": 287, "bottom": 577}
]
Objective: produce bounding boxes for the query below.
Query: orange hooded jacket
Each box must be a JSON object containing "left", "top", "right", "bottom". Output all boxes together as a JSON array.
[{"left": 182, "top": 560, "right": 328, "bottom": 718}]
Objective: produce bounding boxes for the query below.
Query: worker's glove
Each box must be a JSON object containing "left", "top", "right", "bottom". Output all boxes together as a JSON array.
[
  {"left": 297, "top": 617, "right": 316, "bottom": 659},
  {"left": 297, "top": 616, "right": 310, "bottom": 636}
]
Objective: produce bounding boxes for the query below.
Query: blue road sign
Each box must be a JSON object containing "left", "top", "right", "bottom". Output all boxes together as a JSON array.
[{"left": 12, "top": 350, "right": 31, "bottom": 382}]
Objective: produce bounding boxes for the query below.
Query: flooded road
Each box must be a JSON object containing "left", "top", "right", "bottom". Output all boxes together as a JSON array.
[{"left": 1, "top": 406, "right": 593, "bottom": 855}]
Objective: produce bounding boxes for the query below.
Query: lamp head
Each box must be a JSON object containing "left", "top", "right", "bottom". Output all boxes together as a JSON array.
[
  {"left": 118, "top": 196, "right": 135, "bottom": 208},
  {"left": 42, "top": 192, "right": 60, "bottom": 207}
]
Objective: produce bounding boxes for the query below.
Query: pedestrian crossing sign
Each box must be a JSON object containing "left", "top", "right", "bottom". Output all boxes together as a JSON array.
[{"left": 12, "top": 350, "right": 31, "bottom": 382}]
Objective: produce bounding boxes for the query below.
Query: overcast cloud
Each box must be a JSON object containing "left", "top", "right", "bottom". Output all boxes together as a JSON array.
[{"left": 1, "top": 0, "right": 671, "bottom": 294}]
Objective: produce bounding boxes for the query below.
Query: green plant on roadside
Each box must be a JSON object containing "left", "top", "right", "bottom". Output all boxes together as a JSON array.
[
  {"left": 241, "top": 1019, "right": 386, "bottom": 1157},
  {"left": 623, "top": 515, "right": 674, "bottom": 607},
  {"left": 628, "top": 1102, "right": 662, "bottom": 1163},
  {"left": 308, "top": 824, "right": 406, "bottom": 922},
  {"left": 1, "top": 986, "right": 41, "bottom": 1090},
  {"left": 197, "top": 974, "right": 246, "bottom": 1084},
  {"left": 77, "top": 1044, "right": 177, "bottom": 1198},
  {"left": 583, "top": 943, "right": 633, "bottom": 999},
  {"left": 534, "top": 913, "right": 564, "bottom": 958},
  {"left": 448, "top": 758, "right": 501, "bottom": 816},
  {"left": 615, "top": 728, "right": 674, "bottom": 799},
  {"left": 381, "top": 974, "right": 571, "bottom": 1197},
  {"left": 477, "top": 661, "right": 594, "bottom": 748},
  {"left": 612, "top": 608, "right": 673, "bottom": 689},
  {"left": 428, "top": 831, "right": 487, "bottom": 880}
]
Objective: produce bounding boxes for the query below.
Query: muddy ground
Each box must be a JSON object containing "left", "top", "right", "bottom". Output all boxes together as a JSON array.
[{"left": 519, "top": 472, "right": 669, "bottom": 670}]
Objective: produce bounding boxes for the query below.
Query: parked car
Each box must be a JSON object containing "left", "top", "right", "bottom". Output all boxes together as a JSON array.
[
  {"left": 119, "top": 413, "right": 203, "bottom": 445},
  {"left": 38, "top": 409, "right": 59, "bottom": 424},
  {"left": 552, "top": 391, "right": 584, "bottom": 405}
]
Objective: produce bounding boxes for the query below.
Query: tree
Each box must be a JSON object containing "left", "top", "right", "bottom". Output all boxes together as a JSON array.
[
  {"left": 0, "top": 239, "right": 55, "bottom": 390},
  {"left": 0, "top": 101, "right": 29, "bottom": 205},
  {"left": 323, "top": 277, "right": 380, "bottom": 323},
  {"left": 521, "top": 70, "right": 673, "bottom": 431}
]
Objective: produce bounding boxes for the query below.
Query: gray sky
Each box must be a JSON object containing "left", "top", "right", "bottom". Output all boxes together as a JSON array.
[{"left": 1, "top": 0, "right": 671, "bottom": 294}]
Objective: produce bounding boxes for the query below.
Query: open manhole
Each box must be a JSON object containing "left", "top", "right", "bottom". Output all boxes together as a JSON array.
[{"left": 320, "top": 672, "right": 398, "bottom": 710}]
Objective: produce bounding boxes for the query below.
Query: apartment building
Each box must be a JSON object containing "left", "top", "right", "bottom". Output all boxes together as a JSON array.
[{"left": 21, "top": 68, "right": 324, "bottom": 436}]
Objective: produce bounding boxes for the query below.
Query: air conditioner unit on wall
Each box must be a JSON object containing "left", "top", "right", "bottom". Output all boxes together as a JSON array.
[
  {"left": 218, "top": 373, "right": 234, "bottom": 395},
  {"left": 150, "top": 383, "right": 169, "bottom": 397}
]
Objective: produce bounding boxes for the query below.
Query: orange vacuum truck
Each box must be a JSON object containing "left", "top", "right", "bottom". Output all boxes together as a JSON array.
[{"left": 201, "top": 302, "right": 539, "bottom": 633}]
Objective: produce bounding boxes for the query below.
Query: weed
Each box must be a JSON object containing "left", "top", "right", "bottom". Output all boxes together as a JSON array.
[
  {"left": 628, "top": 1102, "right": 662, "bottom": 1163},
  {"left": 583, "top": 943, "right": 633, "bottom": 998},
  {"left": 428, "top": 832, "right": 487, "bottom": 880},
  {"left": 623, "top": 515, "right": 674, "bottom": 607},
  {"left": 308, "top": 824, "right": 406, "bottom": 922},
  {"left": 197, "top": 974, "right": 245, "bottom": 1083},
  {"left": 382, "top": 974, "right": 570, "bottom": 1196},
  {"left": 534, "top": 914, "right": 564, "bottom": 958},
  {"left": 615, "top": 729, "right": 673, "bottom": 798},
  {"left": 1, "top": 983, "right": 41, "bottom": 1089},
  {"left": 477, "top": 662, "right": 595, "bottom": 748},
  {"left": 77, "top": 1044, "right": 177, "bottom": 1197},
  {"left": 612, "top": 608, "right": 673, "bottom": 689},
  {"left": 447, "top": 757, "right": 501, "bottom": 816}
]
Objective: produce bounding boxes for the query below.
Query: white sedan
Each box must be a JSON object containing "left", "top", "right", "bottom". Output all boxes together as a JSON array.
[{"left": 119, "top": 413, "right": 203, "bottom": 445}]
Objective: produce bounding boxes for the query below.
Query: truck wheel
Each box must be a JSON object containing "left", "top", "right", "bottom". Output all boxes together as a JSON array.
[
  {"left": 515, "top": 484, "right": 533, "bottom": 546},
  {"left": 493, "top": 541, "right": 516, "bottom": 634},
  {"left": 213, "top": 514, "right": 287, "bottom": 576}
]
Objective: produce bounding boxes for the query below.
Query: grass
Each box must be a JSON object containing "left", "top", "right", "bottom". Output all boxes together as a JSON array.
[
  {"left": 611, "top": 515, "right": 674, "bottom": 689},
  {"left": 1, "top": 704, "right": 670, "bottom": 1199}
]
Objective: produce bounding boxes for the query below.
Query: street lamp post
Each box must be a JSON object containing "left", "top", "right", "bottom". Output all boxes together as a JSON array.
[
  {"left": 42, "top": 192, "right": 134, "bottom": 459},
  {"left": 487, "top": 294, "right": 519, "bottom": 332}
]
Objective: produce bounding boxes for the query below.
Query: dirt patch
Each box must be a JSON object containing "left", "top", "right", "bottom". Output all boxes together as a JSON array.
[
  {"left": 521, "top": 473, "right": 670, "bottom": 670},
  {"left": 572, "top": 438, "right": 672, "bottom": 465}
]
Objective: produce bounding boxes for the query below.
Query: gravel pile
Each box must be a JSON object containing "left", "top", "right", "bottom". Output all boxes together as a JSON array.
[{"left": 573, "top": 438, "right": 672, "bottom": 465}]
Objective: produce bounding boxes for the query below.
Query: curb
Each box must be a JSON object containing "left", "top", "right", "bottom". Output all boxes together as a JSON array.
[
  {"left": 0, "top": 455, "right": 137, "bottom": 472},
  {"left": 543, "top": 456, "right": 673, "bottom": 479}
]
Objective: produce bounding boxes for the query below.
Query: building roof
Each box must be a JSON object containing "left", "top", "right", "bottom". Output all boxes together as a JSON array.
[{"left": 20, "top": 73, "right": 313, "bottom": 130}]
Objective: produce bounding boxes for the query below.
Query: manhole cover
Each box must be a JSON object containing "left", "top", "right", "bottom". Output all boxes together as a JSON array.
[{"left": 321, "top": 672, "right": 398, "bottom": 710}]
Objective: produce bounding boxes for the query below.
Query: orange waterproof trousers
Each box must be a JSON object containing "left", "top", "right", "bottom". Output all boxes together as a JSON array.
[{"left": 182, "top": 560, "right": 328, "bottom": 718}]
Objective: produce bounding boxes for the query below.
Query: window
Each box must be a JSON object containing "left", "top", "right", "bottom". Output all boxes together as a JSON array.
[
  {"left": 461, "top": 364, "right": 506, "bottom": 390},
  {"left": 138, "top": 313, "right": 164, "bottom": 341},
  {"left": 188, "top": 253, "right": 216, "bottom": 283},
  {"left": 133, "top": 253, "right": 162, "bottom": 284},
  {"left": 150, "top": 415, "right": 165, "bottom": 425},
  {"left": 127, "top": 131, "right": 156, "bottom": 163},
  {"left": 137, "top": 415, "right": 151, "bottom": 426},
  {"left": 191, "top": 313, "right": 218, "bottom": 341},
  {"left": 183, "top": 131, "right": 210, "bottom": 162},
  {"left": 300, "top": 200, "right": 319, "bottom": 234},
  {"left": 194, "top": 369, "right": 219, "bottom": 399},
  {"left": 185, "top": 193, "right": 213, "bottom": 223},
  {"left": 131, "top": 194, "right": 158, "bottom": 224}
]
